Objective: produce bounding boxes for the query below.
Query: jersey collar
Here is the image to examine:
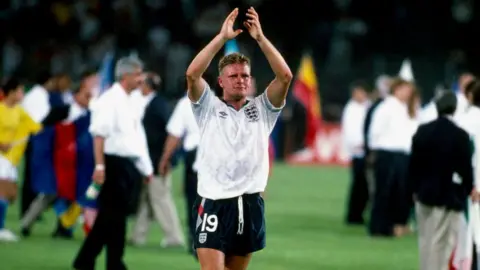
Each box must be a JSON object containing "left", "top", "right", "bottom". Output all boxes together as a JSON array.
[{"left": 220, "top": 99, "right": 250, "bottom": 110}]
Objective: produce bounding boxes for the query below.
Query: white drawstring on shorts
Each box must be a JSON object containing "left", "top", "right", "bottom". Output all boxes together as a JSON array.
[{"left": 237, "top": 196, "right": 244, "bottom": 235}]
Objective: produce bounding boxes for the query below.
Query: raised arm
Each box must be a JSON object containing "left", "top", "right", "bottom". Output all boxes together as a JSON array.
[
  {"left": 244, "top": 7, "right": 293, "bottom": 107},
  {"left": 186, "top": 8, "right": 243, "bottom": 102}
]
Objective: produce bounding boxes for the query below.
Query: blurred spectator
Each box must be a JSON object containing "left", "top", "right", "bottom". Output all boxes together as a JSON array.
[
  {"left": 130, "top": 72, "right": 185, "bottom": 248},
  {"left": 0, "top": 77, "right": 42, "bottom": 242},
  {"left": 342, "top": 81, "right": 370, "bottom": 225},
  {"left": 2, "top": 37, "right": 23, "bottom": 77},
  {"left": 19, "top": 71, "right": 55, "bottom": 218},
  {"left": 409, "top": 91, "right": 474, "bottom": 270}
]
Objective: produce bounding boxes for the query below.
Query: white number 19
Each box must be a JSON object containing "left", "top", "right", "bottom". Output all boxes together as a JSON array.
[{"left": 201, "top": 213, "right": 218, "bottom": 232}]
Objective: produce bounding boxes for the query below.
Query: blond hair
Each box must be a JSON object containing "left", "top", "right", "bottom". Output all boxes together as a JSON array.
[{"left": 218, "top": 53, "right": 251, "bottom": 74}]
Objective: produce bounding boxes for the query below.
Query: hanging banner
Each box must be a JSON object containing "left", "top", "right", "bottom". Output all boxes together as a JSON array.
[{"left": 287, "top": 122, "right": 349, "bottom": 166}]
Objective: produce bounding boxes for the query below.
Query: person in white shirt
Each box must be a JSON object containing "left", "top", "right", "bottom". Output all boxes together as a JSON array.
[
  {"left": 454, "top": 72, "right": 475, "bottom": 121},
  {"left": 159, "top": 93, "right": 201, "bottom": 257},
  {"left": 368, "top": 78, "right": 418, "bottom": 237},
  {"left": 73, "top": 57, "right": 153, "bottom": 270},
  {"left": 129, "top": 72, "right": 185, "bottom": 248},
  {"left": 342, "top": 82, "right": 370, "bottom": 225},
  {"left": 363, "top": 75, "right": 392, "bottom": 158},
  {"left": 22, "top": 72, "right": 56, "bottom": 123},
  {"left": 458, "top": 79, "right": 480, "bottom": 135},
  {"left": 468, "top": 82, "right": 480, "bottom": 269},
  {"left": 186, "top": 7, "right": 292, "bottom": 270},
  {"left": 420, "top": 73, "right": 475, "bottom": 124},
  {"left": 455, "top": 79, "right": 480, "bottom": 270}
]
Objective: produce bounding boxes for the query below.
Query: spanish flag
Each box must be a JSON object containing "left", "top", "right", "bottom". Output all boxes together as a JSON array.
[{"left": 292, "top": 54, "right": 321, "bottom": 147}]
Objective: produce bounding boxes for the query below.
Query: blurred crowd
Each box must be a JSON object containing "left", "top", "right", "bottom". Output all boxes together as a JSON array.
[
  {"left": 341, "top": 71, "right": 480, "bottom": 269},
  {"left": 3, "top": 0, "right": 480, "bottom": 119}
]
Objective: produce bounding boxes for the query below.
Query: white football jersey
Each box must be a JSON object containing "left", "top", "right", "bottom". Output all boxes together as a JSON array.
[{"left": 191, "top": 83, "right": 283, "bottom": 200}]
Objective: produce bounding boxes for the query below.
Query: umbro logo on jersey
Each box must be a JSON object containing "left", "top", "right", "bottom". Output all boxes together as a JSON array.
[
  {"left": 244, "top": 105, "right": 259, "bottom": 122},
  {"left": 219, "top": 111, "right": 228, "bottom": 118}
]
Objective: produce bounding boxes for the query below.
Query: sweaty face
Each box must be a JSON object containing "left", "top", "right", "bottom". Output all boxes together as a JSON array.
[{"left": 218, "top": 64, "right": 252, "bottom": 101}]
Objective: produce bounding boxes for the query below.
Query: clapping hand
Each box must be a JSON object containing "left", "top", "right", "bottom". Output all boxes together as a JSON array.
[
  {"left": 244, "top": 7, "right": 264, "bottom": 41},
  {"left": 220, "top": 8, "right": 243, "bottom": 41}
]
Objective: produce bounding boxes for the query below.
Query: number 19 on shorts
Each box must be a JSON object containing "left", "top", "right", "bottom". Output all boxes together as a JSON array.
[{"left": 200, "top": 213, "right": 218, "bottom": 232}]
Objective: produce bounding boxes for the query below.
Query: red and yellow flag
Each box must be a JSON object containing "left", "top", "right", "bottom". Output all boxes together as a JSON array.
[{"left": 292, "top": 54, "right": 321, "bottom": 147}]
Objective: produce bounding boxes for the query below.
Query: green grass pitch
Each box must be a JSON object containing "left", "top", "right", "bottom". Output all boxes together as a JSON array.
[{"left": 0, "top": 164, "right": 418, "bottom": 270}]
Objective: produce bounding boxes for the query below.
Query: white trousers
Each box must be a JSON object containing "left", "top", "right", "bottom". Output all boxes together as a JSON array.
[{"left": 131, "top": 174, "right": 184, "bottom": 245}]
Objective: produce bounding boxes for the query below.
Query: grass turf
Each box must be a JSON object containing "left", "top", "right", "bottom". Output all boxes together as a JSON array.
[{"left": 0, "top": 164, "right": 418, "bottom": 270}]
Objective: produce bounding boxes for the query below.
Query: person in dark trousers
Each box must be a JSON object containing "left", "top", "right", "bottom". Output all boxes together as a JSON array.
[
  {"left": 73, "top": 57, "right": 152, "bottom": 270},
  {"left": 363, "top": 76, "right": 391, "bottom": 216},
  {"left": 368, "top": 78, "right": 418, "bottom": 237},
  {"left": 341, "top": 82, "right": 370, "bottom": 225},
  {"left": 409, "top": 91, "right": 477, "bottom": 270}
]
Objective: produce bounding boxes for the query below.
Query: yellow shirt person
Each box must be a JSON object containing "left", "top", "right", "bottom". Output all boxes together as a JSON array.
[
  {"left": 0, "top": 78, "right": 44, "bottom": 242},
  {"left": 0, "top": 103, "right": 42, "bottom": 166}
]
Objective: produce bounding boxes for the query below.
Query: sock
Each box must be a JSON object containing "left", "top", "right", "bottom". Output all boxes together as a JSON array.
[
  {"left": 60, "top": 202, "right": 82, "bottom": 229},
  {"left": 0, "top": 198, "right": 8, "bottom": 230}
]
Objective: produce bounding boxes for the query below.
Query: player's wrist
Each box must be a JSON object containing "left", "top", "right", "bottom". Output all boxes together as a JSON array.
[
  {"left": 217, "top": 33, "right": 230, "bottom": 43},
  {"left": 95, "top": 164, "right": 105, "bottom": 171},
  {"left": 255, "top": 34, "right": 266, "bottom": 43}
]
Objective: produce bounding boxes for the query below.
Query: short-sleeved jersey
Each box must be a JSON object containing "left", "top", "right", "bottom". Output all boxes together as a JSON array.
[{"left": 191, "top": 83, "right": 283, "bottom": 200}]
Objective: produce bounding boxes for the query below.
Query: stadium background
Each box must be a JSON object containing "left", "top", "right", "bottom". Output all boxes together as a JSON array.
[{"left": 0, "top": 0, "right": 478, "bottom": 269}]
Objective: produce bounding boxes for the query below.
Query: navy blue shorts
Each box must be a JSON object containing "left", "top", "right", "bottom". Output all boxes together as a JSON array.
[{"left": 192, "top": 193, "right": 266, "bottom": 256}]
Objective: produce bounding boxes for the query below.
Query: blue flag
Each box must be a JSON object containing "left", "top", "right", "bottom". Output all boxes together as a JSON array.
[
  {"left": 99, "top": 51, "right": 115, "bottom": 96},
  {"left": 225, "top": 39, "right": 239, "bottom": 55},
  {"left": 30, "top": 127, "right": 57, "bottom": 195},
  {"left": 74, "top": 113, "right": 96, "bottom": 208}
]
